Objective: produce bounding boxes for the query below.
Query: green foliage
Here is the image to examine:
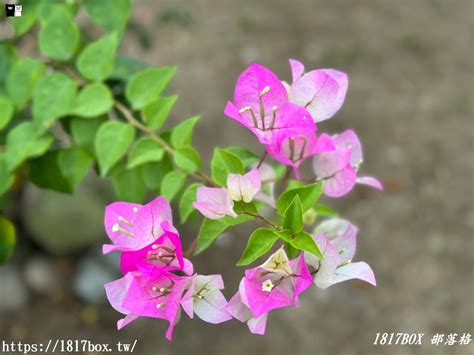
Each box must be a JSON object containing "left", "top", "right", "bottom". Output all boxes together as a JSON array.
[
  {"left": 38, "top": 4, "right": 80, "bottom": 61},
  {"left": 70, "top": 116, "right": 106, "bottom": 156},
  {"left": 33, "top": 72, "right": 77, "bottom": 129},
  {"left": 0, "top": 217, "right": 16, "bottom": 264},
  {"left": 142, "top": 96, "right": 177, "bottom": 131},
  {"left": 73, "top": 83, "right": 114, "bottom": 118},
  {"left": 6, "top": 58, "right": 44, "bottom": 110},
  {"left": 9, "top": 0, "right": 38, "bottom": 36},
  {"left": 4, "top": 122, "right": 53, "bottom": 172},
  {"left": 28, "top": 150, "right": 72, "bottom": 193},
  {"left": 0, "top": 96, "right": 14, "bottom": 130},
  {"left": 160, "top": 171, "right": 187, "bottom": 201},
  {"left": 173, "top": 147, "right": 201, "bottom": 173},
  {"left": 314, "top": 204, "right": 339, "bottom": 217},
  {"left": 112, "top": 165, "right": 146, "bottom": 203},
  {"left": 170, "top": 116, "right": 200, "bottom": 148},
  {"left": 237, "top": 228, "right": 279, "bottom": 266},
  {"left": 140, "top": 157, "right": 172, "bottom": 192},
  {"left": 84, "top": 0, "right": 131, "bottom": 34},
  {"left": 211, "top": 148, "right": 244, "bottom": 186},
  {"left": 180, "top": 183, "right": 203, "bottom": 223},
  {"left": 127, "top": 137, "right": 165, "bottom": 169},
  {"left": 282, "top": 195, "right": 304, "bottom": 234},
  {"left": 126, "top": 67, "right": 176, "bottom": 109},
  {"left": 226, "top": 147, "right": 259, "bottom": 167},
  {"left": 95, "top": 121, "right": 135, "bottom": 176},
  {"left": 276, "top": 182, "right": 323, "bottom": 215},
  {"left": 289, "top": 231, "right": 322, "bottom": 258},
  {"left": 76, "top": 33, "right": 118, "bottom": 82},
  {"left": 194, "top": 218, "right": 229, "bottom": 255},
  {"left": 57, "top": 148, "right": 93, "bottom": 192}
]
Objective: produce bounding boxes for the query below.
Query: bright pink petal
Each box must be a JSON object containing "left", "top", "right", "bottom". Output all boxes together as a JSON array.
[
  {"left": 193, "top": 187, "right": 237, "bottom": 219},
  {"left": 323, "top": 165, "right": 357, "bottom": 197},
  {"left": 357, "top": 176, "right": 383, "bottom": 190},
  {"left": 289, "top": 59, "right": 305, "bottom": 83},
  {"left": 117, "top": 314, "right": 139, "bottom": 330},
  {"left": 334, "top": 129, "right": 363, "bottom": 166},
  {"left": 103, "top": 202, "right": 141, "bottom": 253},
  {"left": 288, "top": 254, "right": 313, "bottom": 297},
  {"left": 333, "top": 262, "right": 376, "bottom": 286},
  {"left": 122, "top": 269, "right": 188, "bottom": 340},
  {"left": 232, "top": 63, "right": 288, "bottom": 122},
  {"left": 289, "top": 69, "right": 348, "bottom": 122},
  {"left": 103, "top": 197, "right": 173, "bottom": 253},
  {"left": 120, "top": 226, "right": 186, "bottom": 274}
]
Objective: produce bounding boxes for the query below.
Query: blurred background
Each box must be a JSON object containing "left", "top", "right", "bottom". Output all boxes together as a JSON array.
[{"left": 0, "top": 0, "right": 473, "bottom": 354}]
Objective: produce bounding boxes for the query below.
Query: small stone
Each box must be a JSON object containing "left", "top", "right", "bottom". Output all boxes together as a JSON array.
[
  {"left": 24, "top": 256, "right": 59, "bottom": 294},
  {"left": 0, "top": 266, "right": 29, "bottom": 312},
  {"left": 73, "top": 256, "right": 115, "bottom": 305}
]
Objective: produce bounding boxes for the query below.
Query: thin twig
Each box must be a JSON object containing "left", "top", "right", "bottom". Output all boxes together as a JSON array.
[
  {"left": 239, "top": 211, "right": 282, "bottom": 230},
  {"left": 256, "top": 150, "right": 267, "bottom": 169}
]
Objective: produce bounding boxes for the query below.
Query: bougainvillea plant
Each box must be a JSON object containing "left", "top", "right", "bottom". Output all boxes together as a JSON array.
[
  {"left": 0, "top": 0, "right": 382, "bottom": 339},
  {"left": 103, "top": 59, "right": 382, "bottom": 338}
]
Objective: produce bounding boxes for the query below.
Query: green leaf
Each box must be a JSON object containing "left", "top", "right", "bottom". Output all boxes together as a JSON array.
[
  {"left": 170, "top": 115, "right": 200, "bottom": 148},
  {"left": 73, "top": 83, "right": 113, "bottom": 118},
  {"left": 179, "top": 183, "right": 203, "bottom": 223},
  {"left": 33, "top": 72, "right": 77, "bottom": 129},
  {"left": 237, "top": 228, "right": 279, "bottom": 266},
  {"left": 112, "top": 55, "right": 149, "bottom": 81},
  {"left": 226, "top": 147, "right": 259, "bottom": 167},
  {"left": 127, "top": 137, "right": 165, "bottom": 169},
  {"left": 0, "top": 96, "right": 14, "bottom": 130},
  {"left": 6, "top": 58, "right": 44, "bottom": 110},
  {"left": 0, "top": 43, "right": 16, "bottom": 90},
  {"left": 276, "top": 182, "right": 323, "bottom": 215},
  {"left": 314, "top": 204, "right": 339, "bottom": 217},
  {"left": 84, "top": 0, "right": 131, "bottom": 34},
  {"left": 275, "top": 229, "right": 293, "bottom": 243},
  {"left": 10, "top": 0, "right": 39, "bottom": 36},
  {"left": 112, "top": 165, "right": 146, "bottom": 203},
  {"left": 0, "top": 157, "right": 14, "bottom": 197},
  {"left": 125, "top": 67, "right": 176, "bottom": 109},
  {"left": 38, "top": 4, "right": 79, "bottom": 61},
  {"left": 0, "top": 217, "right": 16, "bottom": 264},
  {"left": 160, "top": 170, "right": 186, "bottom": 201},
  {"left": 95, "top": 121, "right": 135, "bottom": 176},
  {"left": 141, "top": 156, "right": 173, "bottom": 191},
  {"left": 290, "top": 231, "right": 322, "bottom": 258},
  {"left": 142, "top": 96, "right": 177, "bottom": 130},
  {"left": 194, "top": 218, "right": 229, "bottom": 255},
  {"left": 284, "top": 242, "right": 299, "bottom": 259},
  {"left": 282, "top": 195, "right": 303, "bottom": 234},
  {"left": 76, "top": 32, "right": 119, "bottom": 82},
  {"left": 173, "top": 147, "right": 201, "bottom": 173},
  {"left": 57, "top": 147, "right": 93, "bottom": 192},
  {"left": 70, "top": 116, "right": 107, "bottom": 156},
  {"left": 28, "top": 150, "right": 72, "bottom": 193},
  {"left": 211, "top": 148, "right": 244, "bottom": 186},
  {"left": 5, "top": 122, "right": 53, "bottom": 172}
]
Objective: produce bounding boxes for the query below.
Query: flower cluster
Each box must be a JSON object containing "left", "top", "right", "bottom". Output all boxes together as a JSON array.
[
  {"left": 104, "top": 198, "right": 375, "bottom": 338},
  {"left": 103, "top": 60, "right": 381, "bottom": 340},
  {"left": 225, "top": 60, "right": 382, "bottom": 195},
  {"left": 103, "top": 197, "right": 231, "bottom": 340}
]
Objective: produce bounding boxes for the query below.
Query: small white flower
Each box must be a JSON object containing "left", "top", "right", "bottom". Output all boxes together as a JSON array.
[{"left": 262, "top": 279, "right": 274, "bottom": 292}]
